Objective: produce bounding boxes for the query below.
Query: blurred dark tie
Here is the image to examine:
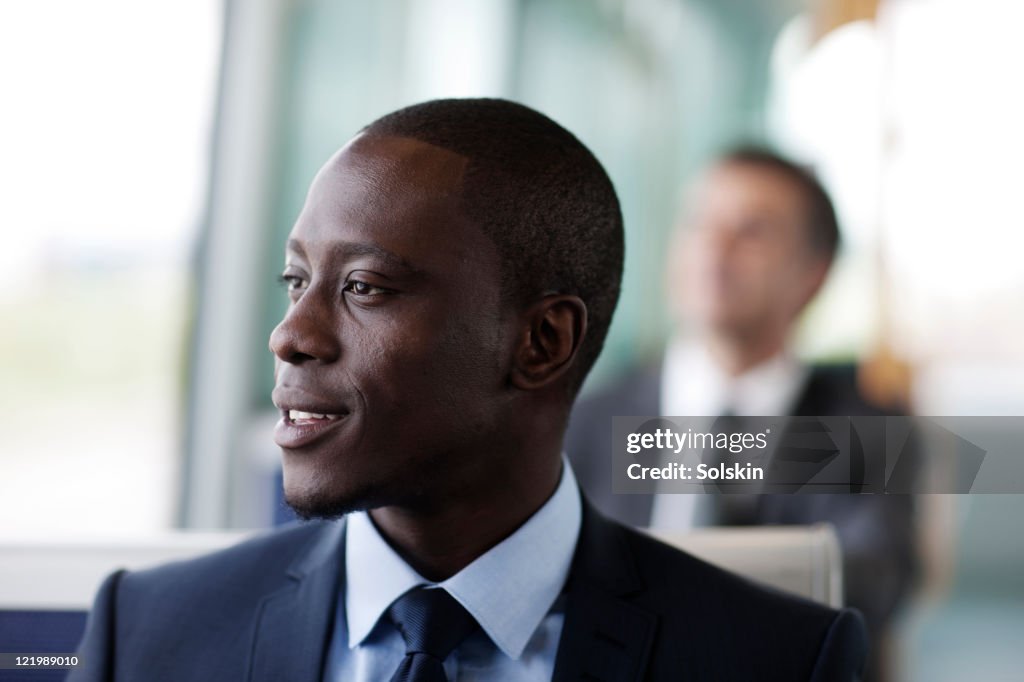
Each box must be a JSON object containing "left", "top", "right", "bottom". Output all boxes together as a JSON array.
[
  {"left": 701, "top": 410, "right": 756, "bottom": 522},
  {"left": 708, "top": 410, "right": 762, "bottom": 523},
  {"left": 706, "top": 411, "right": 744, "bottom": 477},
  {"left": 387, "top": 586, "right": 479, "bottom": 682}
]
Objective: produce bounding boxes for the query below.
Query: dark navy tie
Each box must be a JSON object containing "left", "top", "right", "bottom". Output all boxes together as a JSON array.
[{"left": 387, "top": 586, "right": 479, "bottom": 682}]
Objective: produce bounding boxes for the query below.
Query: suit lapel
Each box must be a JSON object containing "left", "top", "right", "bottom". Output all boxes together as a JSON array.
[
  {"left": 790, "top": 366, "right": 825, "bottom": 417},
  {"left": 248, "top": 520, "right": 346, "bottom": 682},
  {"left": 552, "top": 499, "right": 658, "bottom": 682}
]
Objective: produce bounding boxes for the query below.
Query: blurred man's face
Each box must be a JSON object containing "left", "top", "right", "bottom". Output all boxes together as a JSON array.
[
  {"left": 269, "top": 134, "right": 513, "bottom": 518},
  {"left": 670, "top": 161, "right": 828, "bottom": 338}
]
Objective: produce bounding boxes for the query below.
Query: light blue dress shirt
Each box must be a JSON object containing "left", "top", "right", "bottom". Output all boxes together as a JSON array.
[{"left": 323, "top": 459, "right": 582, "bottom": 681}]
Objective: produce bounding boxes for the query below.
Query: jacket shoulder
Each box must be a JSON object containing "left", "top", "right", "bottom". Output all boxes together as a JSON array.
[
  {"left": 571, "top": 364, "right": 661, "bottom": 419},
  {"left": 566, "top": 364, "right": 660, "bottom": 466},
  {"left": 121, "top": 521, "right": 331, "bottom": 589},
  {"left": 70, "top": 521, "right": 340, "bottom": 681},
  {"left": 796, "top": 363, "right": 899, "bottom": 417},
  {"left": 114, "top": 520, "right": 336, "bottom": 626}
]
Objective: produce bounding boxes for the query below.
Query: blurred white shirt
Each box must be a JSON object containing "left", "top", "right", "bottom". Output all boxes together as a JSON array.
[{"left": 650, "top": 338, "right": 808, "bottom": 530}]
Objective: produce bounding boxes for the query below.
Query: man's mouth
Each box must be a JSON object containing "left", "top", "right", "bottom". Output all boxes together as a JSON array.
[
  {"left": 274, "top": 405, "right": 351, "bottom": 449},
  {"left": 286, "top": 409, "right": 344, "bottom": 425}
]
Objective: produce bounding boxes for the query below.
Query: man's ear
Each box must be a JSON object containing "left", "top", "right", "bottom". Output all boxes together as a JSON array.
[
  {"left": 509, "top": 295, "right": 588, "bottom": 391},
  {"left": 798, "top": 256, "right": 833, "bottom": 311}
]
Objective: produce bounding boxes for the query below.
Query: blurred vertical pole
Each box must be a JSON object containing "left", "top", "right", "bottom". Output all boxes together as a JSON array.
[
  {"left": 874, "top": 8, "right": 959, "bottom": 681},
  {"left": 857, "top": 0, "right": 914, "bottom": 414},
  {"left": 181, "top": 0, "right": 289, "bottom": 529},
  {"left": 806, "top": 0, "right": 913, "bottom": 412}
]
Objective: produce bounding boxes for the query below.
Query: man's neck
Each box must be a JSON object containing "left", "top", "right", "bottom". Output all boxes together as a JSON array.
[
  {"left": 367, "top": 450, "right": 563, "bottom": 582},
  {"left": 703, "top": 332, "right": 788, "bottom": 378}
]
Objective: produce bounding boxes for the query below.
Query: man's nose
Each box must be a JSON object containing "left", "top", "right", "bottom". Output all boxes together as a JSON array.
[{"left": 268, "top": 292, "right": 341, "bottom": 365}]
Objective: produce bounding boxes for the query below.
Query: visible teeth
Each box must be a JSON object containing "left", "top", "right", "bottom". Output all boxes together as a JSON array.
[{"left": 289, "top": 410, "right": 338, "bottom": 421}]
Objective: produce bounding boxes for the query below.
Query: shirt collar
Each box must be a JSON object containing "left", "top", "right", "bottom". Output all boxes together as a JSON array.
[
  {"left": 662, "top": 338, "right": 808, "bottom": 416},
  {"left": 344, "top": 458, "right": 582, "bottom": 660}
]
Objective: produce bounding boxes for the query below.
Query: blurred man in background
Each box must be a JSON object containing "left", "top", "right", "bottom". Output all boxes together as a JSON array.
[{"left": 567, "top": 147, "right": 917, "bottom": 682}]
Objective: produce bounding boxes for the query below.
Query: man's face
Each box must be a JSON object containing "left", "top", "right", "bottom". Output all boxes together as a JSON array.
[
  {"left": 269, "top": 134, "right": 513, "bottom": 517},
  {"left": 670, "top": 162, "right": 828, "bottom": 337}
]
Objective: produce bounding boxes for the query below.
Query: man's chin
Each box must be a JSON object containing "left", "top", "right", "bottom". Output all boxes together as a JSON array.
[{"left": 283, "top": 488, "right": 373, "bottom": 521}]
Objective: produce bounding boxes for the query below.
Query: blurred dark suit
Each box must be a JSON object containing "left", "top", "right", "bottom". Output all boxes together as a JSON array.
[{"left": 566, "top": 361, "right": 917, "bottom": 681}]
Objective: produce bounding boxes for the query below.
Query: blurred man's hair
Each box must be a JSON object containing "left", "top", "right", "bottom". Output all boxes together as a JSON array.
[
  {"left": 365, "top": 98, "right": 624, "bottom": 396},
  {"left": 720, "top": 145, "right": 840, "bottom": 261}
]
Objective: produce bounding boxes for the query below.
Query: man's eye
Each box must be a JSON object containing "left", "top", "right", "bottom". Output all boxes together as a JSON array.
[
  {"left": 344, "top": 280, "right": 388, "bottom": 296},
  {"left": 278, "top": 274, "right": 306, "bottom": 292}
]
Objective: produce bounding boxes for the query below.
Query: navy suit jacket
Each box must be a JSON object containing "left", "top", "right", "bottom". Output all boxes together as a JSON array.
[{"left": 69, "top": 497, "right": 866, "bottom": 681}]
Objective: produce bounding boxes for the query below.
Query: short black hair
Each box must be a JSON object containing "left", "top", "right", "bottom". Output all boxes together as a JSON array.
[
  {"left": 364, "top": 98, "right": 624, "bottom": 395},
  {"left": 719, "top": 145, "right": 840, "bottom": 261}
]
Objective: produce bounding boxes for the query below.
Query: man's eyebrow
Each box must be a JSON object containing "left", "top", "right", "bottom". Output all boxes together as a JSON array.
[{"left": 286, "top": 238, "right": 424, "bottom": 275}]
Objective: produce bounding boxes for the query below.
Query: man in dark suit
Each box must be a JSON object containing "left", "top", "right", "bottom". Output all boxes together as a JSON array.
[
  {"left": 71, "top": 101, "right": 866, "bottom": 681},
  {"left": 567, "top": 148, "right": 915, "bottom": 681}
]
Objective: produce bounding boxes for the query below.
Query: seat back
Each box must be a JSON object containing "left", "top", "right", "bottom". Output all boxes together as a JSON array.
[
  {"left": 0, "top": 532, "right": 249, "bottom": 680},
  {"left": 650, "top": 523, "right": 843, "bottom": 607}
]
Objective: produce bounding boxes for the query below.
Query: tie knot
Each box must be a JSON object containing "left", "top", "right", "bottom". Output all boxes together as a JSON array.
[{"left": 387, "top": 587, "right": 479, "bottom": 661}]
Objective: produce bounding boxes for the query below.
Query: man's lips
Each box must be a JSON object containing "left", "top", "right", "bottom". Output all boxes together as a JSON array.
[
  {"left": 285, "top": 409, "right": 344, "bottom": 424},
  {"left": 272, "top": 387, "right": 351, "bottom": 449},
  {"left": 274, "top": 411, "right": 349, "bottom": 449}
]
